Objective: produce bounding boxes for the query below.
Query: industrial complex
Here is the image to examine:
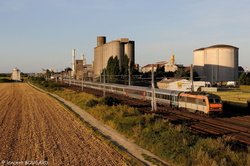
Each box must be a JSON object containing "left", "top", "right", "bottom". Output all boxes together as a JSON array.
[
  {"left": 39, "top": 35, "right": 243, "bottom": 90},
  {"left": 71, "top": 48, "right": 93, "bottom": 80}
]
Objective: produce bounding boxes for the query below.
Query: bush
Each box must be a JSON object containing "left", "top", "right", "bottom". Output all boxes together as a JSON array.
[
  {"left": 51, "top": 88, "right": 249, "bottom": 166},
  {"left": 101, "top": 96, "right": 120, "bottom": 106},
  {"left": 86, "top": 99, "right": 100, "bottom": 107},
  {"left": 0, "top": 79, "right": 15, "bottom": 83}
]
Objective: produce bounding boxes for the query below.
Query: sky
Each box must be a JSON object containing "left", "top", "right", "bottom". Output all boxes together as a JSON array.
[{"left": 0, "top": 0, "right": 250, "bottom": 73}]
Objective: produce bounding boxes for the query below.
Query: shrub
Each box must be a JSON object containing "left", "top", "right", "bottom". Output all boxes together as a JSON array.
[
  {"left": 101, "top": 96, "right": 120, "bottom": 106},
  {"left": 42, "top": 86, "right": 249, "bottom": 166},
  {"left": 0, "top": 79, "right": 15, "bottom": 83},
  {"left": 86, "top": 99, "right": 100, "bottom": 107}
]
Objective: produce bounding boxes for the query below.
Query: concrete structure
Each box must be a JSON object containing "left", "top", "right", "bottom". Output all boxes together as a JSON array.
[
  {"left": 194, "top": 44, "right": 238, "bottom": 83},
  {"left": 83, "top": 64, "right": 94, "bottom": 80},
  {"left": 93, "top": 36, "right": 135, "bottom": 77},
  {"left": 165, "top": 55, "right": 180, "bottom": 72},
  {"left": 11, "top": 68, "right": 21, "bottom": 81},
  {"left": 70, "top": 50, "right": 93, "bottom": 80},
  {"left": 81, "top": 54, "right": 86, "bottom": 65},
  {"left": 157, "top": 78, "right": 210, "bottom": 92},
  {"left": 74, "top": 60, "right": 84, "bottom": 80}
]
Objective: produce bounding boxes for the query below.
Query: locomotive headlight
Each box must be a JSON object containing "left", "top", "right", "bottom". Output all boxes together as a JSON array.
[{"left": 210, "top": 107, "right": 221, "bottom": 110}]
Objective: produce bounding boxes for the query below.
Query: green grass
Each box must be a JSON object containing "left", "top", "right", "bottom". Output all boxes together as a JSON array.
[
  {"left": 54, "top": 89, "right": 249, "bottom": 166},
  {"left": 214, "top": 90, "right": 250, "bottom": 104},
  {"left": 214, "top": 89, "right": 250, "bottom": 113},
  {"left": 30, "top": 80, "right": 250, "bottom": 166}
]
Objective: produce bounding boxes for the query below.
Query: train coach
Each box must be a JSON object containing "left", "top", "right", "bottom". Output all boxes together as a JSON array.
[{"left": 64, "top": 79, "right": 223, "bottom": 116}]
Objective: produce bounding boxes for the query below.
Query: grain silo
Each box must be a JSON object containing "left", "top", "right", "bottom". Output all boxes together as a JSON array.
[
  {"left": 11, "top": 68, "right": 21, "bottom": 81},
  {"left": 194, "top": 44, "right": 238, "bottom": 83},
  {"left": 93, "top": 36, "right": 135, "bottom": 77}
]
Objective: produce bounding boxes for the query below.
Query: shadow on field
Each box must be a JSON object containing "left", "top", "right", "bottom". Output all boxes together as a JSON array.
[{"left": 222, "top": 101, "right": 250, "bottom": 117}]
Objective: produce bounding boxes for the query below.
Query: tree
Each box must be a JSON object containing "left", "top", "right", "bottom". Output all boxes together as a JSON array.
[
  {"left": 65, "top": 67, "right": 72, "bottom": 79},
  {"left": 238, "top": 72, "right": 247, "bottom": 85},
  {"left": 174, "top": 68, "right": 185, "bottom": 78},
  {"left": 246, "top": 77, "right": 250, "bottom": 85},
  {"left": 174, "top": 68, "right": 199, "bottom": 80},
  {"left": 121, "top": 54, "right": 130, "bottom": 75},
  {"left": 156, "top": 65, "right": 165, "bottom": 77},
  {"left": 106, "top": 56, "right": 120, "bottom": 83},
  {"left": 45, "top": 69, "right": 51, "bottom": 79}
]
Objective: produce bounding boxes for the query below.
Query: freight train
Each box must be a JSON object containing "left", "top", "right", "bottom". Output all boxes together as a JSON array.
[{"left": 64, "top": 79, "right": 223, "bottom": 116}]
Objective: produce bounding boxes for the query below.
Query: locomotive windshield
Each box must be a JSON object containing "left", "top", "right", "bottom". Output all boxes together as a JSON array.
[{"left": 208, "top": 98, "right": 221, "bottom": 104}]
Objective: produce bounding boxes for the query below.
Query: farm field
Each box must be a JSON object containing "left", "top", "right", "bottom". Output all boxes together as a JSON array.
[
  {"left": 214, "top": 90, "right": 250, "bottom": 104},
  {"left": 0, "top": 83, "right": 126, "bottom": 165}
]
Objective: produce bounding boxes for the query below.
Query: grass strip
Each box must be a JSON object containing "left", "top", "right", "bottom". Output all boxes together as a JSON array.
[{"left": 29, "top": 80, "right": 250, "bottom": 166}]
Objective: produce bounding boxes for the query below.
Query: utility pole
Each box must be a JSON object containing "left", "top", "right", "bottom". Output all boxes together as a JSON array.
[
  {"left": 128, "top": 62, "right": 131, "bottom": 86},
  {"left": 190, "top": 64, "right": 194, "bottom": 92},
  {"left": 100, "top": 70, "right": 102, "bottom": 83},
  {"left": 151, "top": 64, "right": 157, "bottom": 111},
  {"left": 69, "top": 71, "right": 71, "bottom": 86},
  {"left": 103, "top": 68, "right": 106, "bottom": 97},
  {"left": 82, "top": 77, "right": 83, "bottom": 90},
  {"left": 61, "top": 72, "right": 63, "bottom": 84}
]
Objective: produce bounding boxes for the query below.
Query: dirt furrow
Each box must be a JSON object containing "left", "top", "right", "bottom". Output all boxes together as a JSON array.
[{"left": 0, "top": 83, "right": 126, "bottom": 165}]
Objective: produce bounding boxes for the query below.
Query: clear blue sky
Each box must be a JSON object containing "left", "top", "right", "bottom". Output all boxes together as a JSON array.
[{"left": 1, "top": 0, "right": 249, "bottom": 73}]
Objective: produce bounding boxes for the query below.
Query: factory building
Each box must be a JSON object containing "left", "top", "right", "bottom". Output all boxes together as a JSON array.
[
  {"left": 74, "top": 60, "right": 84, "bottom": 80},
  {"left": 141, "top": 61, "right": 167, "bottom": 73},
  {"left": 11, "top": 68, "right": 21, "bottom": 81},
  {"left": 93, "top": 36, "right": 135, "bottom": 77},
  {"left": 71, "top": 49, "right": 93, "bottom": 80},
  {"left": 157, "top": 78, "right": 210, "bottom": 92},
  {"left": 141, "top": 55, "right": 180, "bottom": 73},
  {"left": 194, "top": 44, "right": 239, "bottom": 83}
]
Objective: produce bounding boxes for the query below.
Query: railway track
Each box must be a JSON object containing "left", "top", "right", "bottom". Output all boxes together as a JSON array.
[{"left": 59, "top": 82, "right": 250, "bottom": 146}]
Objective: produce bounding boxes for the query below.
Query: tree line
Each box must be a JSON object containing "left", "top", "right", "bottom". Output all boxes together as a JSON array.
[{"left": 238, "top": 72, "right": 250, "bottom": 85}]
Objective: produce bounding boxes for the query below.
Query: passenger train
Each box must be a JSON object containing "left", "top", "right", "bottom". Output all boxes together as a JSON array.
[{"left": 64, "top": 79, "right": 223, "bottom": 116}]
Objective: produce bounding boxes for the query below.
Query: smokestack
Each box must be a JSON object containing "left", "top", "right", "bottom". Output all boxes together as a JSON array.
[{"left": 72, "top": 49, "right": 75, "bottom": 72}]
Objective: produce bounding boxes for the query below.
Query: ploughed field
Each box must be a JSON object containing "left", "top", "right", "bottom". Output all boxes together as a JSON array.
[{"left": 0, "top": 83, "right": 125, "bottom": 165}]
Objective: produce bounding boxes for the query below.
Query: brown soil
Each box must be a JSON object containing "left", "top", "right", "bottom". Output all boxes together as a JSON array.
[{"left": 0, "top": 83, "right": 126, "bottom": 165}]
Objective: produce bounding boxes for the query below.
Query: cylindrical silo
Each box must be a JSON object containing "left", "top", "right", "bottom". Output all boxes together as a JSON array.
[
  {"left": 94, "top": 46, "right": 103, "bottom": 76},
  {"left": 97, "top": 36, "right": 106, "bottom": 47},
  {"left": 195, "top": 44, "right": 238, "bottom": 83},
  {"left": 124, "top": 41, "right": 135, "bottom": 65},
  {"left": 101, "top": 41, "right": 121, "bottom": 69},
  {"left": 193, "top": 48, "right": 205, "bottom": 80}
]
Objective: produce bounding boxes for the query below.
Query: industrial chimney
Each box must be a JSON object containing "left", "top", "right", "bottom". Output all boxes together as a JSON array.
[{"left": 72, "top": 49, "right": 75, "bottom": 76}]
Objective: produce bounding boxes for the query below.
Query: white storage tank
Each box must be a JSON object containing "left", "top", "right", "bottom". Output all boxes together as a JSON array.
[
  {"left": 194, "top": 44, "right": 238, "bottom": 83},
  {"left": 194, "top": 48, "right": 205, "bottom": 79},
  {"left": 11, "top": 68, "right": 21, "bottom": 81}
]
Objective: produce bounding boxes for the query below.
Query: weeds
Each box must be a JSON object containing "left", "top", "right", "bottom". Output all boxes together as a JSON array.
[{"left": 30, "top": 80, "right": 249, "bottom": 166}]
